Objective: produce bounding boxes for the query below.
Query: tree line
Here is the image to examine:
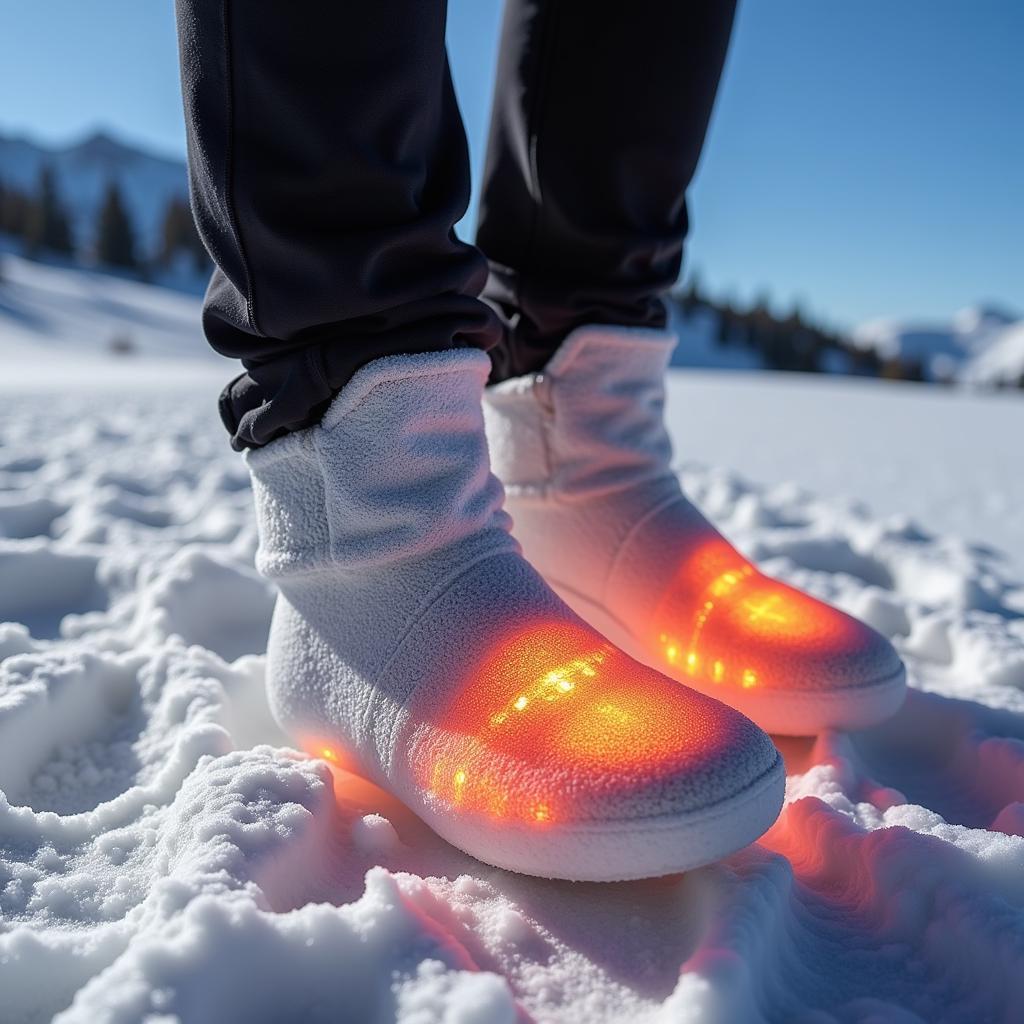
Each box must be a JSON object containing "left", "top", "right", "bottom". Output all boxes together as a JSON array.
[
  {"left": 0, "top": 165, "right": 207, "bottom": 275},
  {"left": 2, "top": 169, "right": 1018, "bottom": 389},
  {"left": 671, "top": 274, "right": 929, "bottom": 384}
]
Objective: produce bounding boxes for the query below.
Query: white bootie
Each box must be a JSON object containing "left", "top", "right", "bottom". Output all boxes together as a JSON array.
[
  {"left": 246, "top": 349, "right": 784, "bottom": 881},
  {"left": 483, "top": 326, "right": 906, "bottom": 735}
]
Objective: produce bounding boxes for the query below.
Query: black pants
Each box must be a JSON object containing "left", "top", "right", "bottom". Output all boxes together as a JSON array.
[{"left": 175, "top": 0, "right": 736, "bottom": 450}]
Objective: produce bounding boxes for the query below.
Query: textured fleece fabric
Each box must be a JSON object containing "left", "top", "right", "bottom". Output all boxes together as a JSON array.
[
  {"left": 483, "top": 326, "right": 907, "bottom": 735},
  {"left": 246, "top": 349, "right": 784, "bottom": 881}
]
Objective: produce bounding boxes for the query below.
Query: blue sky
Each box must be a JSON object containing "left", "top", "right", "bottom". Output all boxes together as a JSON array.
[{"left": 1, "top": 0, "right": 1020, "bottom": 328}]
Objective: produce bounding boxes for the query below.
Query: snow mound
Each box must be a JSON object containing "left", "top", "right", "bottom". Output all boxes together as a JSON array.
[{"left": 2, "top": 382, "right": 1024, "bottom": 1022}]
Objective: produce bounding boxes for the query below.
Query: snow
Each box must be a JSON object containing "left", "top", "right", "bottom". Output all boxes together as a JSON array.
[
  {"left": 853, "top": 304, "right": 1024, "bottom": 384},
  {"left": 1, "top": 349, "right": 1023, "bottom": 1023},
  {"left": 0, "top": 256, "right": 1022, "bottom": 1021},
  {"left": 962, "top": 320, "right": 1024, "bottom": 388},
  {"left": 668, "top": 305, "right": 763, "bottom": 371},
  {"left": 670, "top": 301, "right": 1024, "bottom": 388},
  {"left": 0, "top": 249, "right": 212, "bottom": 363},
  {"left": 664, "top": 370, "right": 1024, "bottom": 576}
]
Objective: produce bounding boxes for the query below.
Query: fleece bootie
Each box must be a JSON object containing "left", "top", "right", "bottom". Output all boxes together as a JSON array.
[
  {"left": 246, "top": 349, "right": 784, "bottom": 881},
  {"left": 483, "top": 326, "right": 906, "bottom": 735}
]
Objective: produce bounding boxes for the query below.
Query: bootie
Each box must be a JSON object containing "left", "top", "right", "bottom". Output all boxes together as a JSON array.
[
  {"left": 246, "top": 349, "right": 784, "bottom": 881},
  {"left": 483, "top": 326, "right": 906, "bottom": 735}
]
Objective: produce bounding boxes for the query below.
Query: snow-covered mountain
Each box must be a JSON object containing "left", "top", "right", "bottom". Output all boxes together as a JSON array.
[
  {"left": 960, "top": 320, "right": 1024, "bottom": 388},
  {"left": 670, "top": 301, "right": 1024, "bottom": 387},
  {"left": 0, "top": 127, "right": 189, "bottom": 259},
  {"left": 853, "top": 304, "right": 1023, "bottom": 385}
]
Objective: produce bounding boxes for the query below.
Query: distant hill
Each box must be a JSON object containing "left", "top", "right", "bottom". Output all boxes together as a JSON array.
[
  {"left": 853, "top": 305, "right": 1023, "bottom": 385},
  {"left": 668, "top": 304, "right": 763, "bottom": 372},
  {"left": 960, "top": 320, "right": 1024, "bottom": 388},
  {"left": 0, "top": 128, "right": 189, "bottom": 260},
  {"left": 1, "top": 127, "right": 1020, "bottom": 391},
  {"left": 665, "top": 285, "right": 1023, "bottom": 390}
]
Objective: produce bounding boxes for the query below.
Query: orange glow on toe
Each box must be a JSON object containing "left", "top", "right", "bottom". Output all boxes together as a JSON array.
[
  {"left": 412, "top": 620, "right": 735, "bottom": 828},
  {"left": 652, "top": 536, "right": 865, "bottom": 695}
]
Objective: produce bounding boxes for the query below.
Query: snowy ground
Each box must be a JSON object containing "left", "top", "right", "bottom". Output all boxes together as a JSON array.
[
  {"left": 665, "top": 371, "right": 1024, "bottom": 576},
  {"left": 0, "top": 250, "right": 211, "bottom": 363},
  {"left": 1, "top": 364, "right": 1023, "bottom": 1024}
]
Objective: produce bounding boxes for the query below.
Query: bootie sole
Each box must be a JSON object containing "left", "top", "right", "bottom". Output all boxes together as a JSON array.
[{"left": 404, "top": 750, "right": 786, "bottom": 882}]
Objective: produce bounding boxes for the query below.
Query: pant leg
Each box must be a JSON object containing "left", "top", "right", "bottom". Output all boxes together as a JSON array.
[
  {"left": 174, "top": 0, "right": 501, "bottom": 449},
  {"left": 476, "top": 0, "right": 737, "bottom": 380}
]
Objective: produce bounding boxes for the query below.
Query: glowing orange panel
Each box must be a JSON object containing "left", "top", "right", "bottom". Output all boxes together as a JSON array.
[
  {"left": 408, "top": 620, "right": 735, "bottom": 828},
  {"left": 651, "top": 536, "right": 866, "bottom": 694}
]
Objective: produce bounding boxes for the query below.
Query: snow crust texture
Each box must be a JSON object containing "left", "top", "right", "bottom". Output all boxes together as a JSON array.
[{"left": 1, "top": 389, "right": 1023, "bottom": 1023}]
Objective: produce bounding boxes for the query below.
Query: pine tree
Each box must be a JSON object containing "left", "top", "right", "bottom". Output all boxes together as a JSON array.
[
  {"left": 0, "top": 182, "right": 31, "bottom": 238},
  {"left": 95, "top": 180, "right": 138, "bottom": 269},
  {"left": 23, "top": 165, "right": 74, "bottom": 258},
  {"left": 679, "top": 270, "right": 705, "bottom": 317},
  {"left": 158, "top": 196, "right": 208, "bottom": 272},
  {"left": 715, "top": 301, "right": 733, "bottom": 346},
  {"left": 751, "top": 290, "right": 773, "bottom": 325}
]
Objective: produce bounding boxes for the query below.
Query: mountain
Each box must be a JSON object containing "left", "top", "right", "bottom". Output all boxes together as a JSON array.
[
  {"left": 852, "top": 304, "right": 1022, "bottom": 383},
  {"left": 0, "top": 127, "right": 189, "bottom": 260},
  {"left": 961, "top": 320, "right": 1024, "bottom": 387}
]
